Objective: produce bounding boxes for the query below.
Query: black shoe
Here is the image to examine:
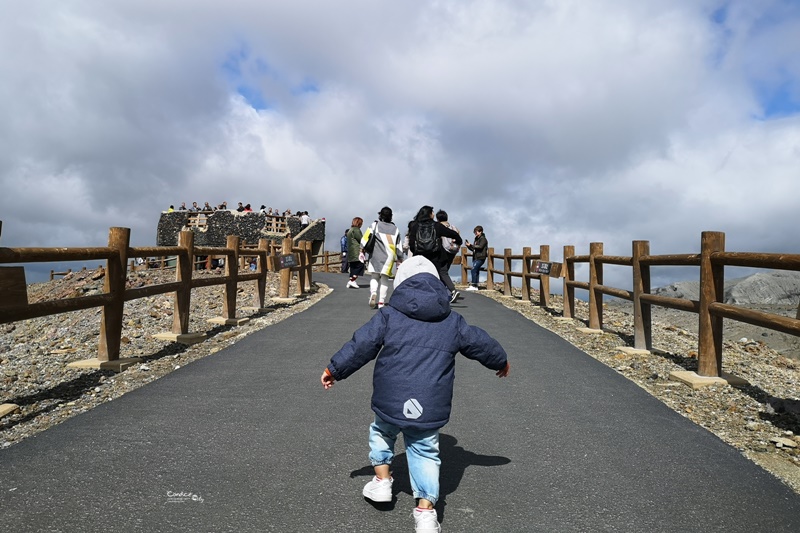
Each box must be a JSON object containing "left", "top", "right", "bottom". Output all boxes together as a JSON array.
[{"left": 450, "top": 290, "right": 459, "bottom": 303}]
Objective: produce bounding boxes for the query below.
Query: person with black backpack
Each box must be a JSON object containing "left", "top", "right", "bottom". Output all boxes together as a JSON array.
[
  {"left": 435, "top": 210, "right": 462, "bottom": 302},
  {"left": 408, "top": 206, "right": 462, "bottom": 303}
]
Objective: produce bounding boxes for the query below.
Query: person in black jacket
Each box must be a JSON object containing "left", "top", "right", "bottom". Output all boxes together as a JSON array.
[
  {"left": 408, "top": 206, "right": 462, "bottom": 302},
  {"left": 321, "top": 256, "right": 509, "bottom": 533},
  {"left": 464, "top": 225, "right": 488, "bottom": 291}
]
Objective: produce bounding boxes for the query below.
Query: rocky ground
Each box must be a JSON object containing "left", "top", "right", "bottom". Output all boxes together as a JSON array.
[{"left": 2, "top": 270, "right": 799, "bottom": 496}]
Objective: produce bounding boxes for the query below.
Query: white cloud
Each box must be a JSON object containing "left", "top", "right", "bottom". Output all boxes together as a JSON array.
[{"left": 0, "top": 0, "right": 798, "bottom": 288}]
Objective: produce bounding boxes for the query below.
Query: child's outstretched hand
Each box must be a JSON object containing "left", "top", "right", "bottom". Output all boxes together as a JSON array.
[
  {"left": 496, "top": 362, "right": 510, "bottom": 378},
  {"left": 321, "top": 367, "right": 336, "bottom": 389}
]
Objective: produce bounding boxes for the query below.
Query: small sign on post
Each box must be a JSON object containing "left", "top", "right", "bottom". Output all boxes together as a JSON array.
[
  {"left": 279, "top": 254, "right": 297, "bottom": 269},
  {"left": 534, "top": 261, "right": 563, "bottom": 278}
]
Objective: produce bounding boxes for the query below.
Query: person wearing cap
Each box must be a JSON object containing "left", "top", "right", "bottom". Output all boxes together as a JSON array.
[
  {"left": 321, "top": 256, "right": 510, "bottom": 533},
  {"left": 361, "top": 206, "right": 403, "bottom": 309}
]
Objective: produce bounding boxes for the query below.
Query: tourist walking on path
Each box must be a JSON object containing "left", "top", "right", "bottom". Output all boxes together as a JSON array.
[
  {"left": 408, "top": 206, "right": 463, "bottom": 303},
  {"left": 464, "top": 226, "right": 488, "bottom": 291},
  {"left": 346, "top": 217, "right": 365, "bottom": 288},
  {"left": 340, "top": 230, "right": 349, "bottom": 274},
  {"left": 320, "top": 256, "right": 510, "bottom": 533},
  {"left": 435, "top": 210, "right": 461, "bottom": 302},
  {"left": 361, "top": 207, "right": 403, "bottom": 308}
]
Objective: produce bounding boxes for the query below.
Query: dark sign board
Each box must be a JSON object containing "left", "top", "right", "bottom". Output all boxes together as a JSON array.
[
  {"left": 534, "top": 261, "right": 563, "bottom": 277},
  {"left": 279, "top": 254, "right": 297, "bottom": 269},
  {"left": 534, "top": 261, "right": 552, "bottom": 275}
]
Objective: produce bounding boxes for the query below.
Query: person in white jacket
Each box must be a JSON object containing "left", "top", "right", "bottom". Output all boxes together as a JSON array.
[{"left": 361, "top": 206, "right": 404, "bottom": 308}]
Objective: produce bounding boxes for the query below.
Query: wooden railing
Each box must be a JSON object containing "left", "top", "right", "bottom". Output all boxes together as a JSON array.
[
  {"left": 182, "top": 211, "right": 290, "bottom": 234},
  {"left": 0, "top": 228, "right": 314, "bottom": 365},
  {"left": 7, "top": 226, "right": 799, "bottom": 380},
  {"left": 463, "top": 246, "right": 552, "bottom": 306},
  {"left": 312, "top": 251, "right": 346, "bottom": 273},
  {"left": 481, "top": 231, "right": 800, "bottom": 379}
]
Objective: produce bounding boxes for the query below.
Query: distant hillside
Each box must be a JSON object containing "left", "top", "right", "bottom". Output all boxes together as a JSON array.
[{"left": 654, "top": 271, "right": 800, "bottom": 305}]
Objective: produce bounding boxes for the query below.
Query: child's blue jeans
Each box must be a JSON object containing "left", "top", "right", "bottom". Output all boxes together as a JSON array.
[{"left": 368, "top": 415, "right": 440, "bottom": 505}]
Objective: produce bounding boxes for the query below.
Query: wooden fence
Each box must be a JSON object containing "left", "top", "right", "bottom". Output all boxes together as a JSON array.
[
  {"left": 480, "top": 231, "right": 800, "bottom": 379},
  {"left": 5, "top": 227, "right": 800, "bottom": 381},
  {"left": 0, "top": 228, "right": 314, "bottom": 366}
]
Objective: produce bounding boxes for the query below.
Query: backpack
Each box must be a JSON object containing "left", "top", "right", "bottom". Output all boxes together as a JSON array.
[
  {"left": 441, "top": 222, "right": 460, "bottom": 254},
  {"left": 415, "top": 219, "right": 440, "bottom": 255}
]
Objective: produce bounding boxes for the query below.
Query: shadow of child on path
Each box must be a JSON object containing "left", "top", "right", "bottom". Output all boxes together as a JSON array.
[{"left": 350, "top": 433, "right": 511, "bottom": 523}]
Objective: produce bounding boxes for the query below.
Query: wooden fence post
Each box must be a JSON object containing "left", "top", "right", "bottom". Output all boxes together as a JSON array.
[
  {"left": 257, "top": 238, "right": 269, "bottom": 309},
  {"left": 304, "top": 241, "right": 313, "bottom": 291},
  {"left": 280, "top": 236, "right": 292, "bottom": 298},
  {"left": 98, "top": 227, "right": 130, "bottom": 361},
  {"left": 172, "top": 231, "right": 194, "bottom": 334},
  {"left": 698, "top": 231, "right": 725, "bottom": 377},
  {"left": 269, "top": 240, "right": 279, "bottom": 271},
  {"left": 588, "top": 242, "right": 603, "bottom": 330},
  {"left": 632, "top": 240, "right": 652, "bottom": 350},
  {"left": 486, "top": 248, "right": 495, "bottom": 291},
  {"left": 521, "top": 247, "right": 532, "bottom": 301},
  {"left": 503, "top": 248, "right": 512, "bottom": 296},
  {"left": 539, "top": 245, "right": 550, "bottom": 308},
  {"left": 461, "top": 247, "right": 469, "bottom": 285},
  {"left": 295, "top": 244, "right": 306, "bottom": 297},
  {"left": 563, "top": 245, "right": 575, "bottom": 319},
  {"left": 223, "top": 235, "right": 240, "bottom": 319}
]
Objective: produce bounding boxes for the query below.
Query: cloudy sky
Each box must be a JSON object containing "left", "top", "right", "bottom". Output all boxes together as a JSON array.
[{"left": 1, "top": 0, "right": 798, "bottom": 287}]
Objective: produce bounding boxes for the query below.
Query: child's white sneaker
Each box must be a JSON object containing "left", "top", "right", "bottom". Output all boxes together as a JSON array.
[
  {"left": 413, "top": 508, "right": 441, "bottom": 532},
  {"left": 362, "top": 476, "right": 392, "bottom": 502},
  {"left": 368, "top": 293, "right": 377, "bottom": 308}
]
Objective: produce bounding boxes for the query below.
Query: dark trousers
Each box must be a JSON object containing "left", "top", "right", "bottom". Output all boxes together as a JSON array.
[{"left": 436, "top": 256, "right": 456, "bottom": 292}]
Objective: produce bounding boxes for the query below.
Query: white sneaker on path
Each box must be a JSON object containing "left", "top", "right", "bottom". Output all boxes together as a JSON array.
[
  {"left": 362, "top": 476, "right": 392, "bottom": 502},
  {"left": 413, "top": 508, "right": 441, "bottom": 532}
]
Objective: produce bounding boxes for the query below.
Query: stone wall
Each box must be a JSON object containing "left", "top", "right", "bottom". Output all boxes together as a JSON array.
[{"left": 156, "top": 211, "right": 325, "bottom": 248}]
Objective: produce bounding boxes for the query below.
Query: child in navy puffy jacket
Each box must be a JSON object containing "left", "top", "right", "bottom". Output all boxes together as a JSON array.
[{"left": 321, "top": 256, "right": 509, "bottom": 533}]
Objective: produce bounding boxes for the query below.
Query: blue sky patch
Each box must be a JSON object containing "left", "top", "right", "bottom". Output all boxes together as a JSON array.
[
  {"left": 757, "top": 79, "right": 800, "bottom": 119},
  {"left": 221, "top": 41, "right": 274, "bottom": 110}
]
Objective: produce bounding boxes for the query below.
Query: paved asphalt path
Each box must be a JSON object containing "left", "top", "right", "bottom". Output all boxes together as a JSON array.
[{"left": 2, "top": 272, "right": 800, "bottom": 532}]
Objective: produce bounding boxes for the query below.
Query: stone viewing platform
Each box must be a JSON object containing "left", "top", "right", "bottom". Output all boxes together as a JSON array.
[{"left": 156, "top": 210, "right": 325, "bottom": 251}]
